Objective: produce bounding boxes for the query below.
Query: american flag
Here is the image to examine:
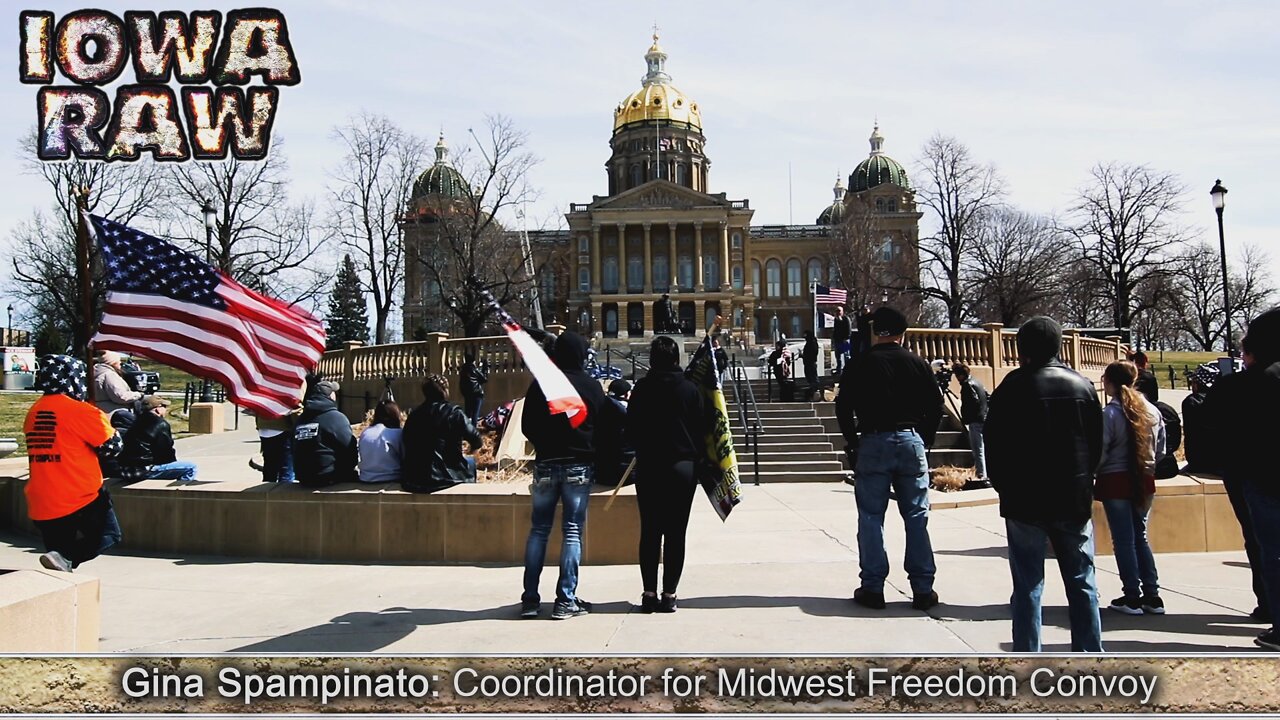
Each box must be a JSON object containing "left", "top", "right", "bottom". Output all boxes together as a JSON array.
[
  {"left": 89, "top": 214, "right": 325, "bottom": 418},
  {"left": 814, "top": 284, "right": 848, "bottom": 305}
]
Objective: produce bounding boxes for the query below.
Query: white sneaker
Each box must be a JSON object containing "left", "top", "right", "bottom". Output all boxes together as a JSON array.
[{"left": 39, "top": 551, "right": 73, "bottom": 572}]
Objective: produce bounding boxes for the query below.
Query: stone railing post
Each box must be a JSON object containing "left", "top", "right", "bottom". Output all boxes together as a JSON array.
[
  {"left": 981, "top": 322, "right": 1003, "bottom": 371},
  {"left": 341, "top": 341, "right": 362, "bottom": 385},
  {"left": 427, "top": 332, "right": 449, "bottom": 375},
  {"left": 546, "top": 323, "right": 566, "bottom": 336},
  {"left": 1106, "top": 335, "right": 1124, "bottom": 362},
  {"left": 1066, "top": 329, "right": 1081, "bottom": 369}
]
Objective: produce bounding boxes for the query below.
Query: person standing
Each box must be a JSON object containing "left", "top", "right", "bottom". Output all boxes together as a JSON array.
[
  {"left": 292, "top": 380, "right": 357, "bottom": 487},
  {"left": 1131, "top": 351, "right": 1160, "bottom": 404},
  {"left": 92, "top": 350, "right": 142, "bottom": 416},
  {"left": 983, "top": 316, "right": 1104, "bottom": 652},
  {"left": 1206, "top": 308, "right": 1280, "bottom": 647},
  {"left": 654, "top": 294, "right": 675, "bottom": 333},
  {"left": 769, "top": 339, "right": 794, "bottom": 402},
  {"left": 23, "top": 355, "right": 125, "bottom": 572},
  {"left": 626, "top": 336, "right": 710, "bottom": 613},
  {"left": 802, "top": 331, "right": 820, "bottom": 401},
  {"left": 118, "top": 396, "right": 197, "bottom": 481},
  {"left": 401, "top": 377, "right": 481, "bottom": 491},
  {"left": 831, "top": 305, "right": 852, "bottom": 376},
  {"left": 1096, "top": 361, "right": 1166, "bottom": 615},
  {"left": 836, "top": 307, "right": 943, "bottom": 611},
  {"left": 460, "top": 353, "right": 489, "bottom": 426},
  {"left": 855, "top": 305, "right": 873, "bottom": 356},
  {"left": 358, "top": 400, "right": 405, "bottom": 484},
  {"left": 252, "top": 399, "right": 300, "bottom": 483},
  {"left": 952, "top": 363, "right": 989, "bottom": 487},
  {"left": 594, "top": 379, "right": 635, "bottom": 487},
  {"left": 520, "top": 332, "right": 606, "bottom": 620}
]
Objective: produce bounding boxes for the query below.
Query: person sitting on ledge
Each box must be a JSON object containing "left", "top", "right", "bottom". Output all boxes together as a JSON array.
[
  {"left": 293, "top": 380, "right": 357, "bottom": 487},
  {"left": 118, "top": 395, "right": 197, "bottom": 482},
  {"left": 358, "top": 400, "right": 403, "bottom": 484},
  {"left": 401, "top": 374, "right": 481, "bottom": 492}
]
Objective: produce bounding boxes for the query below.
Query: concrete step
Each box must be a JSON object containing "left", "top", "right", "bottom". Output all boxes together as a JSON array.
[
  {"left": 731, "top": 426, "right": 827, "bottom": 436},
  {"left": 928, "top": 448, "right": 974, "bottom": 469},
  {"left": 733, "top": 434, "right": 840, "bottom": 447},
  {"left": 737, "top": 469, "right": 851, "bottom": 483},
  {"left": 751, "top": 460, "right": 845, "bottom": 472},
  {"left": 932, "top": 431, "right": 969, "bottom": 449},
  {"left": 732, "top": 440, "right": 837, "bottom": 452},
  {"left": 726, "top": 416, "right": 823, "bottom": 428},
  {"left": 745, "top": 408, "right": 819, "bottom": 419}
]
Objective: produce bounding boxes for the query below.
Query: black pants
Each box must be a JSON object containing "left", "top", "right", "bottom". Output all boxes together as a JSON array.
[
  {"left": 33, "top": 489, "right": 122, "bottom": 568},
  {"left": 1224, "top": 473, "right": 1269, "bottom": 609},
  {"left": 636, "top": 461, "right": 697, "bottom": 594}
]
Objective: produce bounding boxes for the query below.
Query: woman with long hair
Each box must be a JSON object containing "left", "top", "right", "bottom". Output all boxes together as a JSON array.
[
  {"left": 625, "top": 335, "right": 710, "bottom": 612},
  {"left": 358, "top": 400, "right": 403, "bottom": 483},
  {"left": 1096, "top": 360, "right": 1166, "bottom": 615},
  {"left": 401, "top": 375, "right": 482, "bottom": 492}
]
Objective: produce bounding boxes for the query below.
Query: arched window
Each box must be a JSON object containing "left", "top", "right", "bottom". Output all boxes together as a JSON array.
[
  {"left": 630, "top": 164, "right": 642, "bottom": 188},
  {"left": 678, "top": 255, "right": 694, "bottom": 291},
  {"left": 676, "top": 163, "right": 688, "bottom": 186},
  {"left": 786, "top": 259, "right": 802, "bottom": 297},
  {"left": 766, "top": 260, "right": 781, "bottom": 298},
  {"left": 703, "top": 256, "right": 719, "bottom": 289},
  {"left": 752, "top": 261, "right": 762, "bottom": 297},
  {"left": 653, "top": 255, "right": 669, "bottom": 292},
  {"left": 603, "top": 257, "right": 619, "bottom": 293},
  {"left": 878, "top": 237, "right": 895, "bottom": 263},
  {"left": 807, "top": 258, "right": 823, "bottom": 291},
  {"left": 790, "top": 314, "right": 802, "bottom": 339},
  {"left": 577, "top": 267, "right": 590, "bottom": 293},
  {"left": 540, "top": 269, "right": 556, "bottom": 304},
  {"left": 828, "top": 263, "right": 841, "bottom": 285},
  {"left": 875, "top": 198, "right": 886, "bottom": 212},
  {"left": 731, "top": 232, "right": 743, "bottom": 249},
  {"left": 578, "top": 236, "right": 589, "bottom": 253},
  {"left": 732, "top": 264, "right": 744, "bottom": 291},
  {"left": 627, "top": 256, "right": 644, "bottom": 291},
  {"left": 605, "top": 307, "right": 618, "bottom": 335}
]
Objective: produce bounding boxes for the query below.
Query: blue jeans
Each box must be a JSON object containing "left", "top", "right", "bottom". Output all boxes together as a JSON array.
[
  {"left": 854, "top": 431, "right": 935, "bottom": 595},
  {"left": 522, "top": 461, "right": 593, "bottom": 606},
  {"left": 1101, "top": 497, "right": 1159, "bottom": 597},
  {"left": 1244, "top": 481, "right": 1280, "bottom": 632},
  {"left": 148, "top": 461, "right": 198, "bottom": 482},
  {"left": 465, "top": 395, "right": 484, "bottom": 426},
  {"left": 261, "top": 432, "right": 295, "bottom": 483},
  {"left": 1006, "top": 517, "right": 1103, "bottom": 652},
  {"left": 967, "top": 422, "right": 987, "bottom": 479}
]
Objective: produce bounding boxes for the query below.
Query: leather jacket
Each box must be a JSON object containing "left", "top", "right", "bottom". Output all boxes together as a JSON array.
[
  {"left": 120, "top": 410, "right": 177, "bottom": 468},
  {"left": 401, "top": 400, "right": 482, "bottom": 491},
  {"left": 983, "top": 359, "right": 1103, "bottom": 523}
]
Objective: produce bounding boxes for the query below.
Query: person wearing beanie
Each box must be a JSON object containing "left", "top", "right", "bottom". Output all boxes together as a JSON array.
[
  {"left": 92, "top": 350, "right": 143, "bottom": 416},
  {"left": 594, "top": 378, "right": 635, "bottom": 488},
  {"left": 292, "top": 379, "right": 357, "bottom": 487},
  {"left": 983, "top": 316, "right": 1105, "bottom": 651},
  {"left": 1204, "top": 307, "right": 1280, "bottom": 647},
  {"left": 835, "top": 305, "right": 943, "bottom": 612}
]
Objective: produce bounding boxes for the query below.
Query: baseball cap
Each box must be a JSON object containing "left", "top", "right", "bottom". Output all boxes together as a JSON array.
[
  {"left": 608, "top": 379, "right": 632, "bottom": 397},
  {"left": 316, "top": 380, "right": 340, "bottom": 397},
  {"left": 870, "top": 307, "right": 908, "bottom": 337}
]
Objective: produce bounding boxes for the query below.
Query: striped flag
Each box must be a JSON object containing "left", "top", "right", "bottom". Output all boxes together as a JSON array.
[
  {"left": 814, "top": 284, "right": 848, "bottom": 305},
  {"left": 88, "top": 214, "right": 325, "bottom": 418}
]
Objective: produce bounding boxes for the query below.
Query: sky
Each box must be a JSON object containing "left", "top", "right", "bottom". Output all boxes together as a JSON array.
[{"left": 2, "top": 0, "right": 1277, "bottom": 319}]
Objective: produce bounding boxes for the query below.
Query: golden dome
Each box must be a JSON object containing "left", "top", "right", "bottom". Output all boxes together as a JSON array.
[{"left": 612, "top": 33, "right": 702, "bottom": 133}]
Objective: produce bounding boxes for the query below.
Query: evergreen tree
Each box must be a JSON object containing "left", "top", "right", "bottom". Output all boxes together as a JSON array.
[{"left": 325, "top": 255, "right": 369, "bottom": 350}]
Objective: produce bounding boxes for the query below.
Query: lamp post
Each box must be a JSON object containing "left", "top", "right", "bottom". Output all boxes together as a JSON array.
[
  {"left": 199, "top": 200, "right": 217, "bottom": 402},
  {"left": 1110, "top": 260, "right": 1121, "bottom": 330},
  {"left": 1210, "top": 180, "right": 1232, "bottom": 354},
  {"left": 5, "top": 303, "right": 12, "bottom": 346}
]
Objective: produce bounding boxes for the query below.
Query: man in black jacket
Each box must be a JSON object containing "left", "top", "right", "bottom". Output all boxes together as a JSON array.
[
  {"left": 293, "top": 380, "right": 357, "bottom": 487},
  {"left": 1132, "top": 351, "right": 1159, "bottom": 404},
  {"left": 953, "top": 363, "right": 989, "bottom": 487},
  {"left": 402, "top": 374, "right": 482, "bottom": 492},
  {"left": 1205, "top": 308, "right": 1280, "bottom": 647},
  {"left": 836, "top": 306, "right": 943, "bottom": 612},
  {"left": 520, "top": 331, "right": 606, "bottom": 620},
  {"left": 594, "top": 379, "right": 635, "bottom": 487},
  {"left": 831, "top": 305, "right": 852, "bottom": 376},
  {"left": 118, "top": 396, "right": 196, "bottom": 482},
  {"left": 984, "top": 316, "right": 1104, "bottom": 652},
  {"left": 460, "top": 353, "right": 488, "bottom": 425}
]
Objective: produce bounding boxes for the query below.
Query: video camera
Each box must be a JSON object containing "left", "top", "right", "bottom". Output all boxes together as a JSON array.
[{"left": 931, "top": 360, "right": 953, "bottom": 391}]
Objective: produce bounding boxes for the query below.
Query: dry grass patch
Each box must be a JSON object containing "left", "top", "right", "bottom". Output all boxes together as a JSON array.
[{"left": 930, "top": 465, "right": 975, "bottom": 492}]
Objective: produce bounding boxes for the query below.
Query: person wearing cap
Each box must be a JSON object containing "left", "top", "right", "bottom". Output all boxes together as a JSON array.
[
  {"left": 594, "top": 378, "right": 635, "bottom": 488},
  {"left": 292, "top": 379, "right": 357, "bottom": 487},
  {"left": 835, "top": 306, "right": 943, "bottom": 612},
  {"left": 92, "top": 350, "right": 143, "bottom": 416},
  {"left": 983, "top": 316, "right": 1105, "bottom": 652},
  {"left": 23, "top": 354, "right": 125, "bottom": 572},
  {"left": 1204, "top": 307, "right": 1280, "bottom": 645},
  {"left": 1181, "top": 365, "right": 1222, "bottom": 476},
  {"left": 118, "top": 395, "right": 197, "bottom": 482}
]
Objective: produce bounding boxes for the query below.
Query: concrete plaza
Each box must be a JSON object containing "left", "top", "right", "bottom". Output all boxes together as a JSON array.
[{"left": 0, "top": 429, "right": 1267, "bottom": 654}]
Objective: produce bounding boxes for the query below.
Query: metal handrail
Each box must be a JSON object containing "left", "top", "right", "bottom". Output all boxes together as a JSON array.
[{"left": 728, "top": 356, "right": 763, "bottom": 486}]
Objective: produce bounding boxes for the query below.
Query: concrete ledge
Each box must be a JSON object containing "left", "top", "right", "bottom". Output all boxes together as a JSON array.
[
  {"left": 0, "top": 568, "right": 100, "bottom": 651},
  {"left": 0, "top": 475, "right": 639, "bottom": 566}
]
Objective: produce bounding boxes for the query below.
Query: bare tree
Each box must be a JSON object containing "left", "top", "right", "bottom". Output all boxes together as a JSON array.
[
  {"left": 1067, "top": 162, "right": 1190, "bottom": 330},
  {"left": 914, "top": 134, "right": 1006, "bottom": 328},
  {"left": 327, "top": 113, "right": 426, "bottom": 344},
  {"left": 415, "top": 115, "right": 539, "bottom": 337},
  {"left": 1167, "top": 242, "right": 1275, "bottom": 351},
  {"left": 4, "top": 130, "right": 163, "bottom": 354},
  {"left": 964, "top": 208, "right": 1070, "bottom": 326},
  {"left": 161, "top": 145, "right": 327, "bottom": 307},
  {"left": 828, "top": 195, "right": 887, "bottom": 310}
]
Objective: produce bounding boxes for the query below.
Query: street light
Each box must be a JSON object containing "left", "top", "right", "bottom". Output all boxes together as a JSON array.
[
  {"left": 1110, "top": 261, "right": 1121, "bottom": 329},
  {"left": 199, "top": 200, "right": 217, "bottom": 402},
  {"left": 5, "top": 303, "right": 12, "bottom": 346},
  {"left": 1210, "top": 179, "right": 1232, "bottom": 354}
]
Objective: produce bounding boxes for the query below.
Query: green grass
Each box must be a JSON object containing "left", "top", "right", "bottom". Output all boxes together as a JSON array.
[
  {"left": 1147, "top": 351, "right": 1221, "bottom": 390},
  {"left": 0, "top": 392, "right": 190, "bottom": 458}
]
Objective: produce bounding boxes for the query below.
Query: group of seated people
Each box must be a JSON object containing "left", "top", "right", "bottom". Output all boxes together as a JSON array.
[{"left": 93, "top": 351, "right": 196, "bottom": 482}]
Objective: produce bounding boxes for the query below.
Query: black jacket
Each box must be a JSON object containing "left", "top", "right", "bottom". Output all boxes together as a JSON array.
[
  {"left": 836, "top": 342, "right": 943, "bottom": 447},
  {"left": 119, "top": 410, "right": 177, "bottom": 468},
  {"left": 959, "top": 377, "right": 989, "bottom": 424},
  {"left": 855, "top": 313, "right": 872, "bottom": 354},
  {"left": 626, "top": 368, "right": 709, "bottom": 472},
  {"left": 522, "top": 332, "right": 606, "bottom": 463},
  {"left": 983, "top": 359, "right": 1103, "bottom": 523},
  {"left": 401, "top": 400, "right": 482, "bottom": 491},
  {"left": 1180, "top": 391, "right": 1222, "bottom": 475},
  {"left": 832, "top": 315, "right": 851, "bottom": 344},
  {"left": 802, "top": 338, "right": 819, "bottom": 365},
  {"left": 461, "top": 360, "right": 488, "bottom": 398},
  {"left": 293, "top": 389, "right": 357, "bottom": 486},
  {"left": 1136, "top": 369, "right": 1159, "bottom": 404},
  {"left": 1204, "top": 361, "right": 1280, "bottom": 494},
  {"left": 594, "top": 396, "right": 635, "bottom": 486}
]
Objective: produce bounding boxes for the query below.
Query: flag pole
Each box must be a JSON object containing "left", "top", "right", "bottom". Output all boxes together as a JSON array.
[{"left": 74, "top": 187, "right": 95, "bottom": 402}]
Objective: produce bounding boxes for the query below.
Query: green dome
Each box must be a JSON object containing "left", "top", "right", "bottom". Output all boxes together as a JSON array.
[
  {"left": 848, "top": 124, "right": 910, "bottom": 193},
  {"left": 413, "top": 135, "right": 469, "bottom": 200},
  {"left": 816, "top": 175, "right": 847, "bottom": 225}
]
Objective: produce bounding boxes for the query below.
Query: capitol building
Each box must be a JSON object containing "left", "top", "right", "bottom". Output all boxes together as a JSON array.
[{"left": 403, "top": 33, "right": 921, "bottom": 345}]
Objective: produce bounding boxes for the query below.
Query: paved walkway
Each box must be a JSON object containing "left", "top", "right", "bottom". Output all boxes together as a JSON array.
[{"left": 0, "top": 433, "right": 1266, "bottom": 652}]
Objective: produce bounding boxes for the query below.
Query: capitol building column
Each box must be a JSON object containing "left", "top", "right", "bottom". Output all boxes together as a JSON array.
[
  {"left": 694, "top": 222, "right": 704, "bottom": 292},
  {"left": 643, "top": 223, "right": 653, "bottom": 294},
  {"left": 719, "top": 221, "right": 731, "bottom": 292},
  {"left": 617, "top": 223, "right": 628, "bottom": 293},
  {"left": 591, "top": 225, "right": 602, "bottom": 294},
  {"left": 667, "top": 222, "right": 678, "bottom": 290}
]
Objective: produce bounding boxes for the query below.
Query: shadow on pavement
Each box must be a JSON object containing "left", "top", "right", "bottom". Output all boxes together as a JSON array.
[{"left": 934, "top": 545, "right": 1009, "bottom": 559}]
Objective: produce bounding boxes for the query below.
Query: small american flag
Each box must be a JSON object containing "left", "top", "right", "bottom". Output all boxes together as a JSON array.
[
  {"left": 814, "top": 284, "right": 848, "bottom": 305},
  {"left": 89, "top": 215, "right": 325, "bottom": 418}
]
